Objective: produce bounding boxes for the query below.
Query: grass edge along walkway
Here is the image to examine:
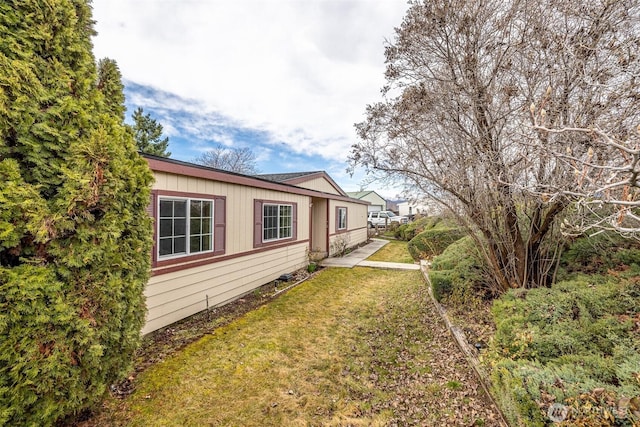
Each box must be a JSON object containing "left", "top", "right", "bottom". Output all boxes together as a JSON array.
[{"left": 98, "top": 267, "right": 503, "bottom": 426}]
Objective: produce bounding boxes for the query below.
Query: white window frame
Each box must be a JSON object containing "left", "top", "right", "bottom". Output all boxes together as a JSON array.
[
  {"left": 158, "top": 196, "right": 214, "bottom": 259},
  {"left": 262, "top": 203, "right": 293, "bottom": 242},
  {"left": 337, "top": 207, "right": 347, "bottom": 230}
]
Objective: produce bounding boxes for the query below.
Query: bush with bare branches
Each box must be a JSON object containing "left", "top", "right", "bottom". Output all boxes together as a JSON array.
[{"left": 350, "top": 0, "right": 640, "bottom": 292}]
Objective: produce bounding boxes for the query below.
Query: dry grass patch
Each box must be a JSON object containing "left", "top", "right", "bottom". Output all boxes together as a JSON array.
[
  {"left": 366, "top": 239, "right": 415, "bottom": 264},
  {"left": 86, "top": 267, "right": 501, "bottom": 426}
]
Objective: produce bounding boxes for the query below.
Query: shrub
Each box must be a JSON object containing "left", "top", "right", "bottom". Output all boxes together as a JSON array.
[
  {"left": 613, "top": 247, "right": 640, "bottom": 267},
  {"left": 492, "top": 277, "right": 638, "bottom": 360},
  {"left": 490, "top": 362, "right": 547, "bottom": 427},
  {"left": 407, "top": 226, "right": 465, "bottom": 260},
  {"left": 428, "top": 236, "right": 488, "bottom": 301},
  {"left": 560, "top": 232, "right": 640, "bottom": 274},
  {"left": 394, "top": 223, "right": 409, "bottom": 239},
  {"left": 488, "top": 275, "right": 640, "bottom": 425},
  {"left": 429, "top": 270, "right": 454, "bottom": 302},
  {"left": 0, "top": 2, "right": 153, "bottom": 425},
  {"left": 387, "top": 221, "right": 400, "bottom": 233},
  {"left": 394, "top": 216, "right": 445, "bottom": 241}
]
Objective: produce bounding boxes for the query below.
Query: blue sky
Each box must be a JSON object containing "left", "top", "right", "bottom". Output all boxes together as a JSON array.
[
  {"left": 92, "top": 0, "right": 410, "bottom": 198},
  {"left": 123, "top": 81, "right": 347, "bottom": 178}
]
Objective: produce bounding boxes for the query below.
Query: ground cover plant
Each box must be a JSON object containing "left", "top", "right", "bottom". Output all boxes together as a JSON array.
[
  {"left": 491, "top": 235, "right": 640, "bottom": 425},
  {"left": 488, "top": 272, "right": 640, "bottom": 426},
  {"left": 366, "top": 239, "right": 415, "bottom": 264},
  {"left": 80, "top": 267, "right": 503, "bottom": 426},
  {"left": 425, "top": 228, "right": 640, "bottom": 425}
]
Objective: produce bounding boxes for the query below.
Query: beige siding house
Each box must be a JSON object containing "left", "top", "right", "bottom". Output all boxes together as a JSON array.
[
  {"left": 346, "top": 190, "right": 387, "bottom": 212},
  {"left": 144, "top": 156, "right": 369, "bottom": 334}
]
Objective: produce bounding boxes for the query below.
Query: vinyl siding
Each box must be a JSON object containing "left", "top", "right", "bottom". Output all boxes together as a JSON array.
[
  {"left": 146, "top": 171, "right": 311, "bottom": 333},
  {"left": 327, "top": 200, "right": 368, "bottom": 256},
  {"left": 144, "top": 241, "right": 309, "bottom": 334},
  {"left": 295, "top": 176, "right": 342, "bottom": 195}
]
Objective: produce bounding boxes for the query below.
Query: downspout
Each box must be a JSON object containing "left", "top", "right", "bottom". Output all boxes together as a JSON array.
[
  {"left": 309, "top": 199, "right": 313, "bottom": 255},
  {"left": 325, "top": 199, "right": 330, "bottom": 256}
]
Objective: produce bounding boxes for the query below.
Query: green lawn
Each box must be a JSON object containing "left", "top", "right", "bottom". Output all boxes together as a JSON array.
[
  {"left": 91, "top": 267, "right": 499, "bottom": 426},
  {"left": 366, "top": 239, "right": 415, "bottom": 263}
]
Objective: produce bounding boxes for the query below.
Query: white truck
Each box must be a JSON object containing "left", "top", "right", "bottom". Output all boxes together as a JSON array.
[{"left": 367, "top": 211, "right": 408, "bottom": 228}]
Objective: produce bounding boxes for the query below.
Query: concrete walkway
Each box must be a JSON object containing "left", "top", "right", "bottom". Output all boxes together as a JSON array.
[{"left": 320, "top": 238, "right": 420, "bottom": 270}]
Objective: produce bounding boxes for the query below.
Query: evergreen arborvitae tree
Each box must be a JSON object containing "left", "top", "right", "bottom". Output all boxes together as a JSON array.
[
  {"left": 0, "top": 1, "right": 153, "bottom": 425},
  {"left": 97, "top": 58, "right": 126, "bottom": 121},
  {"left": 132, "top": 107, "right": 171, "bottom": 157}
]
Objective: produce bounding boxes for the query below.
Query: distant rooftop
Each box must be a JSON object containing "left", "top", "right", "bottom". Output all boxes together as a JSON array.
[
  {"left": 256, "top": 171, "right": 323, "bottom": 183},
  {"left": 346, "top": 191, "right": 373, "bottom": 199}
]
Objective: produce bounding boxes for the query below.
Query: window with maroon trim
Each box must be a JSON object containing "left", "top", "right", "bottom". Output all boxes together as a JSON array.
[
  {"left": 263, "top": 203, "right": 292, "bottom": 241},
  {"left": 337, "top": 207, "right": 347, "bottom": 230},
  {"left": 254, "top": 200, "right": 297, "bottom": 248},
  {"left": 158, "top": 197, "right": 214, "bottom": 258}
]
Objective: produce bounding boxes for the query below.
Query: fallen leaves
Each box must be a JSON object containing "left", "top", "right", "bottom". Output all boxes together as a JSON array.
[{"left": 338, "top": 276, "right": 505, "bottom": 426}]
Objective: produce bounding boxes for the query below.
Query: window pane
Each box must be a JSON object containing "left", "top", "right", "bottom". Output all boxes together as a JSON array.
[
  {"left": 201, "top": 218, "right": 211, "bottom": 234},
  {"left": 190, "top": 200, "right": 202, "bottom": 217},
  {"left": 191, "top": 218, "right": 201, "bottom": 235},
  {"left": 174, "top": 201, "right": 187, "bottom": 217},
  {"left": 340, "top": 208, "right": 347, "bottom": 229},
  {"left": 280, "top": 214, "right": 291, "bottom": 228},
  {"left": 264, "top": 205, "right": 277, "bottom": 217},
  {"left": 190, "top": 200, "right": 213, "bottom": 253},
  {"left": 202, "top": 234, "right": 212, "bottom": 251},
  {"left": 174, "top": 237, "right": 186, "bottom": 254},
  {"left": 263, "top": 204, "right": 279, "bottom": 241},
  {"left": 202, "top": 201, "right": 212, "bottom": 217},
  {"left": 190, "top": 236, "right": 201, "bottom": 253},
  {"left": 279, "top": 205, "right": 292, "bottom": 238},
  {"left": 264, "top": 227, "right": 277, "bottom": 241},
  {"left": 174, "top": 218, "right": 186, "bottom": 236},
  {"left": 280, "top": 205, "right": 291, "bottom": 217},
  {"left": 159, "top": 238, "right": 173, "bottom": 256},
  {"left": 264, "top": 216, "right": 274, "bottom": 229},
  {"left": 159, "top": 219, "right": 173, "bottom": 237},
  {"left": 280, "top": 227, "right": 291, "bottom": 238},
  {"left": 159, "top": 200, "right": 173, "bottom": 217}
]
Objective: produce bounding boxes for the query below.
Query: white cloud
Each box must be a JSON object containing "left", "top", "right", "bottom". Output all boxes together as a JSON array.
[{"left": 91, "top": 0, "right": 409, "bottom": 161}]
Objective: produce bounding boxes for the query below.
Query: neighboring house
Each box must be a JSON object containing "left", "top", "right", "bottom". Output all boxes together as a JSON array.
[
  {"left": 398, "top": 200, "right": 431, "bottom": 217},
  {"left": 144, "top": 155, "right": 368, "bottom": 334},
  {"left": 347, "top": 190, "right": 386, "bottom": 213}
]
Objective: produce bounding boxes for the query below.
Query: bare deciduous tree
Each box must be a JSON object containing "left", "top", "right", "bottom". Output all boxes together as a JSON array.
[
  {"left": 529, "top": 117, "right": 640, "bottom": 237},
  {"left": 194, "top": 145, "right": 260, "bottom": 175},
  {"left": 350, "top": 0, "right": 640, "bottom": 293}
]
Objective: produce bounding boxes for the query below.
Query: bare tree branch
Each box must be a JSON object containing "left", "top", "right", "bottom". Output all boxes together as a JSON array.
[
  {"left": 350, "top": 0, "right": 640, "bottom": 291},
  {"left": 194, "top": 145, "right": 260, "bottom": 175}
]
